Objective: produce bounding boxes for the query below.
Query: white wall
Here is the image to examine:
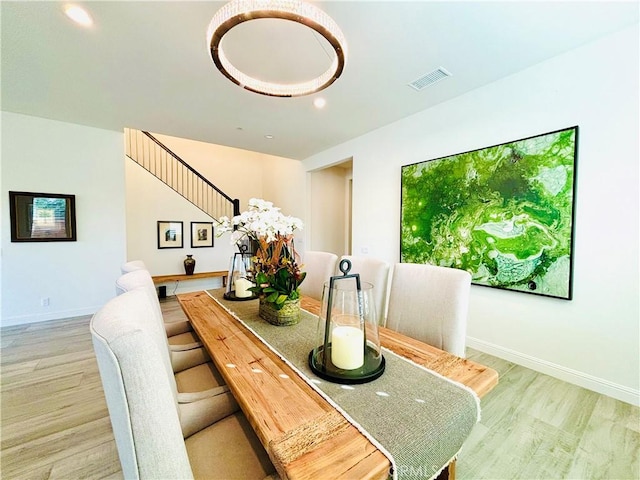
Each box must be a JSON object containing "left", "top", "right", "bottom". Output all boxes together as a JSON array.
[
  {"left": 0, "top": 117, "right": 307, "bottom": 322},
  {"left": 261, "top": 155, "right": 306, "bottom": 222},
  {"left": 125, "top": 159, "right": 235, "bottom": 293},
  {"left": 262, "top": 154, "right": 308, "bottom": 255},
  {"left": 125, "top": 132, "right": 306, "bottom": 293},
  {"left": 1, "top": 112, "right": 126, "bottom": 326},
  {"left": 308, "top": 166, "right": 350, "bottom": 255},
  {"left": 303, "top": 26, "right": 640, "bottom": 405}
]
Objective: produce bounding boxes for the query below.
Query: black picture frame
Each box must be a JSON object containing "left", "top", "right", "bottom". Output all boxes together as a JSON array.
[
  {"left": 9, "top": 191, "right": 77, "bottom": 242},
  {"left": 191, "top": 222, "right": 214, "bottom": 248},
  {"left": 157, "top": 221, "right": 183, "bottom": 249}
]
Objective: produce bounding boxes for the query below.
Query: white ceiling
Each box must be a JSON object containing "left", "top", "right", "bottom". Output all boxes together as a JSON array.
[{"left": 2, "top": 1, "right": 638, "bottom": 160}]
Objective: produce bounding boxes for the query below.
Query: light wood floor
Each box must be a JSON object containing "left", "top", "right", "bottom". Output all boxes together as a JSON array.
[{"left": 1, "top": 297, "right": 638, "bottom": 479}]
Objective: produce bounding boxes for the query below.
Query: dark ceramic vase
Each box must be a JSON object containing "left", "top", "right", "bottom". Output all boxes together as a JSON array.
[{"left": 184, "top": 255, "right": 196, "bottom": 275}]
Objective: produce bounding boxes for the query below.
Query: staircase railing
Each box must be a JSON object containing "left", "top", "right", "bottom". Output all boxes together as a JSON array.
[{"left": 124, "top": 128, "right": 239, "bottom": 221}]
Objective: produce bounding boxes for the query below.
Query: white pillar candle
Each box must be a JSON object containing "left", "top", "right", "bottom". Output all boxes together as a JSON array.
[
  {"left": 331, "top": 325, "right": 364, "bottom": 370},
  {"left": 235, "top": 278, "right": 253, "bottom": 298}
]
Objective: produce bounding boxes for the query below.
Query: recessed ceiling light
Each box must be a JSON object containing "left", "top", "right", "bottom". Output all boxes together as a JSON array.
[
  {"left": 64, "top": 5, "right": 93, "bottom": 27},
  {"left": 313, "top": 98, "right": 327, "bottom": 109},
  {"left": 265, "top": 135, "right": 274, "bottom": 140}
]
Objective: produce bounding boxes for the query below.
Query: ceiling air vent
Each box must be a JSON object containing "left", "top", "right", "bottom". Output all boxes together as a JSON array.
[{"left": 408, "top": 67, "right": 452, "bottom": 91}]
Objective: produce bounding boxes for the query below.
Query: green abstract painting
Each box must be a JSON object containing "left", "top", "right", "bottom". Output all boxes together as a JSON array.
[{"left": 400, "top": 126, "right": 578, "bottom": 300}]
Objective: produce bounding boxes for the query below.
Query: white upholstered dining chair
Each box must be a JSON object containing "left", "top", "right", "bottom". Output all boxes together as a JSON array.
[
  {"left": 339, "top": 255, "right": 390, "bottom": 325},
  {"left": 116, "top": 270, "right": 224, "bottom": 382},
  {"left": 90, "top": 289, "right": 276, "bottom": 479},
  {"left": 115, "top": 271, "right": 235, "bottom": 421},
  {"left": 116, "top": 270, "right": 207, "bottom": 369},
  {"left": 386, "top": 262, "right": 471, "bottom": 357},
  {"left": 299, "top": 251, "right": 339, "bottom": 301},
  {"left": 118, "top": 262, "right": 193, "bottom": 337},
  {"left": 113, "top": 277, "right": 234, "bottom": 425},
  {"left": 120, "top": 260, "right": 148, "bottom": 274}
]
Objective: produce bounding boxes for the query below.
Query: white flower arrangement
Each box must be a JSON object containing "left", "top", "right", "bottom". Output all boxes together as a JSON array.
[
  {"left": 217, "top": 198, "right": 306, "bottom": 308},
  {"left": 217, "top": 198, "right": 303, "bottom": 245}
]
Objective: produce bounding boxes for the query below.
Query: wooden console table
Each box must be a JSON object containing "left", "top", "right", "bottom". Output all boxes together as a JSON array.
[{"left": 152, "top": 271, "right": 228, "bottom": 287}]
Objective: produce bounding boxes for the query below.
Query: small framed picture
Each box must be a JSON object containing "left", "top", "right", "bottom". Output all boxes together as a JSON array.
[
  {"left": 157, "top": 221, "right": 183, "bottom": 249},
  {"left": 9, "top": 191, "right": 77, "bottom": 242},
  {"left": 191, "top": 222, "right": 214, "bottom": 248}
]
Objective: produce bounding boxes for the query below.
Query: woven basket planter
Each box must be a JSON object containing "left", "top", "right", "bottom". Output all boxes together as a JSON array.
[{"left": 258, "top": 297, "right": 301, "bottom": 326}]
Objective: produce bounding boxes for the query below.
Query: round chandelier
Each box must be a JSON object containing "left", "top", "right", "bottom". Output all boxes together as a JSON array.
[{"left": 206, "top": 0, "right": 347, "bottom": 97}]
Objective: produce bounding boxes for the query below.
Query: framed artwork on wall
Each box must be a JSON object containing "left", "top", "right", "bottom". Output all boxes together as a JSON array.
[
  {"left": 400, "top": 126, "right": 579, "bottom": 300},
  {"left": 157, "top": 221, "right": 183, "bottom": 249},
  {"left": 191, "top": 222, "right": 214, "bottom": 248},
  {"left": 9, "top": 191, "right": 77, "bottom": 242}
]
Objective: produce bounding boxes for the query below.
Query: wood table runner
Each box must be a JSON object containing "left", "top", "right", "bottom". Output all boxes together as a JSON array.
[{"left": 206, "top": 289, "right": 480, "bottom": 480}]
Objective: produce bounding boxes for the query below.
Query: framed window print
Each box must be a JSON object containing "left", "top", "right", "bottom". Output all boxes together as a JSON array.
[
  {"left": 191, "top": 222, "right": 214, "bottom": 248},
  {"left": 157, "top": 221, "right": 183, "bottom": 249},
  {"left": 9, "top": 191, "right": 77, "bottom": 242}
]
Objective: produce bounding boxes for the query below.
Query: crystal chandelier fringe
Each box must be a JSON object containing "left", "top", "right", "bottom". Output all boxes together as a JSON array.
[{"left": 207, "top": 0, "right": 347, "bottom": 97}]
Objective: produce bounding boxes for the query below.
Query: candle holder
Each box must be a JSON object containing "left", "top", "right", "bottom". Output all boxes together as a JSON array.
[
  {"left": 224, "top": 244, "right": 257, "bottom": 301},
  {"left": 308, "top": 259, "right": 385, "bottom": 384}
]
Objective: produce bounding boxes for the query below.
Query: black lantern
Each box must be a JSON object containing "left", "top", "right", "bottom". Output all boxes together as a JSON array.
[
  {"left": 224, "top": 244, "right": 256, "bottom": 301},
  {"left": 308, "top": 259, "right": 385, "bottom": 384}
]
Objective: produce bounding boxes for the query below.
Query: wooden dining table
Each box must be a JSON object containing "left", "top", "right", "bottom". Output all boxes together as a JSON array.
[{"left": 177, "top": 290, "right": 498, "bottom": 480}]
